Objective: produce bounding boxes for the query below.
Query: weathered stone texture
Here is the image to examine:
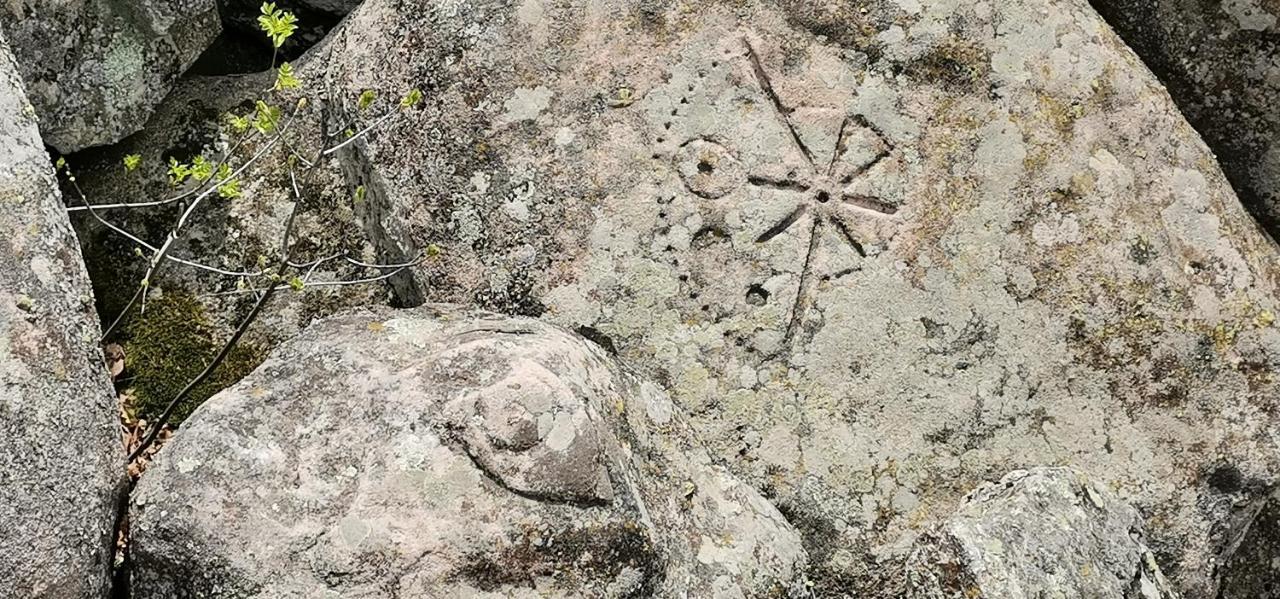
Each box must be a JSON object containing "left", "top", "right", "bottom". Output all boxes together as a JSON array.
[
  {"left": 0, "top": 0, "right": 221, "bottom": 151},
  {"left": 907, "top": 468, "right": 1179, "bottom": 599},
  {"left": 316, "top": 0, "right": 1280, "bottom": 595},
  {"left": 1091, "top": 0, "right": 1280, "bottom": 239},
  {"left": 0, "top": 28, "right": 123, "bottom": 599},
  {"left": 129, "top": 305, "right": 810, "bottom": 598}
]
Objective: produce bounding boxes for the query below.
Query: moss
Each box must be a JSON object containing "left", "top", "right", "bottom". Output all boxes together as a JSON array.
[{"left": 124, "top": 290, "right": 267, "bottom": 423}]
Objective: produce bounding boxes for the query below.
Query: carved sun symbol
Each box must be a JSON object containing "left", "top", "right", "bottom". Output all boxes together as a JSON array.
[{"left": 671, "top": 38, "right": 904, "bottom": 353}]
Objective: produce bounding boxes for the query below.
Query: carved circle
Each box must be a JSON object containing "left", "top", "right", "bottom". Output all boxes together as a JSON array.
[{"left": 674, "top": 139, "right": 746, "bottom": 199}]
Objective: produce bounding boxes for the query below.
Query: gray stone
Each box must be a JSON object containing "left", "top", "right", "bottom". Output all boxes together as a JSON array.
[
  {"left": 906, "top": 468, "right": 1179, "bottom": 599},
  {"left": 0, "top": 0, "right": 221, "bottom": 151},
  {"left": 1091, "top": 0, "right": 1280, "bottom": 239},
  {"left": 319, "top": 0, "right": 1280, "bottom": 596},
  {"left": 0, "top": 29, "right": 124, "bottom": 599},
  {"left": 129, "top": 305, "right": 810, "bottom": 597}
]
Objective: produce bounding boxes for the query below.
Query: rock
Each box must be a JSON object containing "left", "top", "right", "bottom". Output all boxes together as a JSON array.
[
  {"left": 66, "top": 67, "right": 388, "bottom": 423},
  {"left": 1090, "top": 0, "right": 1280, "bottom": 238},
  {"left": 128, "top": 305, "right": 810, "bottom": 597},
  {"left": 320, "top": 0, "right": 1280, "bottom": 595},
  {"left": 0, "top": 0, "right": 221, "bottom": 152},
  {"left": 0, "top": 29, "right": 123, "bottom": 599},
  {"left": 906, "top": 468, "right": 1179, "bottom": 599},
  {"left": 1216, "top": 485, "right": 1280, "bottom": 598}
]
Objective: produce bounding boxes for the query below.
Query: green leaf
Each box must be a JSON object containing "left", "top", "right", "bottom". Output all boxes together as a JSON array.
[
  {"left": 190, "top": 156, "right": 213, "bottom": 182},
  {"left": 257, "top": 2, "right": 299, "bottom": 49},
  {"left": 354, "top": 185, "right": 367, "bottom": 204},
  {"left": 217, "top": 178, "right": 242, "bottom": 199},
  {"left": 167, "top": 157, "right": 192, "bottom": 186},
  {"left": 399, "top": 88, "right": 423, "bottom": 109},
  {"left": 357, "top": 90, "right": 376, "bottom": 111},
  {"left": 287, "top": 276, "right": 305, "bottom": 291},
  {"left": 216, "top": 163, "right": 233, "bottom": 182},
  {"left": 226, "top": 112, "right": 250, "bottom": 134},
  {"left": 122, "top": 154, "right": 142, "bottom": 172},
  {"left": 274, "top": 62, "right": 300, "bottom": 91},
  {"left": 426, "top": 243, "right": 442, "bottom": 257},
  {"left": 253, "top": 100, "right": 282, "bottom": 134}
]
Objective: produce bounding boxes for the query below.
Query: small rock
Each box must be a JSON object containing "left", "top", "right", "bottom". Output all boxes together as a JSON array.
[{"left": 906, "top": 468, "right": 1179, "bottom": 599}]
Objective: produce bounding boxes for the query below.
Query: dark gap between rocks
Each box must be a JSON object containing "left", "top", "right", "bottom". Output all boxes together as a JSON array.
[
  {"left": 193, "top": 1, "right": 348, "bottom": 76},
  {"left": 1087, "top": 0, "right": 1280, "bottom": 243}
]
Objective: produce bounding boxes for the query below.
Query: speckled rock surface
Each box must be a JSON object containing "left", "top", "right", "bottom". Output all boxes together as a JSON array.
[
  {"left": 1090, "top": 0, "right": 1280, "bottom": 239},
  {"left": 906, "top": 468, "right": 1179, "bottom": 599},
  {"left": 0, "top": 29, "right": 123, "bottom": 599},
  {"left": 0, "top": 0, "right": 220, "bottom": 152},
  {"left": 129, "top": 304, "right": 810, "bottom": 598},
  {"left": 319, "top": 1, "right": 1280, "bottom": 596},
  {"left": 67, "top": 67, "right": 388, "bottom": 420}
]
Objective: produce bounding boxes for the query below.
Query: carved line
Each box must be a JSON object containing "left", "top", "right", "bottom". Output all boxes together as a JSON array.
[
  {"left": 748, "top": 174, "right": 812, "bottom": 192},
  {"left": 842, "top": 194, "right": 899, "bottom": 216},
  {"left": 782, "top": 218, "right": 823, "bottom": 350},
  {"left": 742, "top": 38, "right": 817, "bottom": 168},
  {"left": 756, "top": 204, "right": 808, "bottom": 244},
  {"left": 831, "top": 214, "right": 868, "bottom": 258},
  {"left": 828, "top": 116, "right": 852, "bottom": 177}
]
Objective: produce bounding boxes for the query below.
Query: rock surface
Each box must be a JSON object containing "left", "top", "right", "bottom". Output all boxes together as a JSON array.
[
  {"left": 129, "top": 305, "right": 810, "bottom": 597},
  {"left": 1090, "top": 0, "right": 1280, "bottom": 239},
  {"left": 319, "top": 0, "right": 1280, "bottom": 595},
  {"left": 0, "top": 0, "right": 221, "bottom": 152},
  {"left": 907, "top": 468, "right": 1179, "bottom": 599},
  {"left": 0, "top": 29, "right": 123, "bottom": 599}
]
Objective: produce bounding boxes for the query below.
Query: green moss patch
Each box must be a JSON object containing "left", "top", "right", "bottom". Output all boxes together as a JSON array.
[{"left": 124, "top": 291, "right": 267, "bottom": 423}]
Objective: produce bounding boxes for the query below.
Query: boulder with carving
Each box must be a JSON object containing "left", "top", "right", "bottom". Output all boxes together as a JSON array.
[
  {"left": 316, "top": 0, "right": 1280, "bottom": 595},
  {"left": 128, "top": 305, "right": 810, "bottom": 597}
]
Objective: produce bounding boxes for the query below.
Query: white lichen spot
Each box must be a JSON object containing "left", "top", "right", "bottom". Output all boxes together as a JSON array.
[
  {"left": 1224, "top": 0, "right": 1278, "bottom": 31},
  {"left": 498, "top": 86, "right": 554, "bottom": 125}
]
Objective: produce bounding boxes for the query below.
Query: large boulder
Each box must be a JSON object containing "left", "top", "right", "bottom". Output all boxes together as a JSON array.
[
  {"left": 320, "top": 0, "right": 1280, "bottom": 595},
  {"left": 67, "top": 67, "right": 388, "bottom": 423},
  {"left": 0, "top": 0, "right": 221, "bottom": 152},
  {"left": 128, "top": 305, "right": 810, "bottom": 597},
  {"left": 0, "top": 29, "right": 123, "bottom": 599},
  {"left": 906, "top": 468, "right": 1179, "bottom": 599},
  {"left": 1090, "top": 0, "right": 1280, "bottom": 239}
]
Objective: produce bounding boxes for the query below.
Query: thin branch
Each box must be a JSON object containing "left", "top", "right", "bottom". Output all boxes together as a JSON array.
[
  {"left": 137, "top": 113, "right": 299, "bottom": 312},
  {"left": 126, "top": 267, "right": 281, "bottom": 463},
  {"left": 67, "top": 173, "right": 268, "bottom": 277},
  {"left": 320, "top": 112, "right": 397, "bottom": 156},
  {"left": 66, "top": 131, "right": 258, "bottom": 213}
]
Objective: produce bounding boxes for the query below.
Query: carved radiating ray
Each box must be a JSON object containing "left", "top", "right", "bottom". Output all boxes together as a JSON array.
[{"left": 742, "top": 38, "right": 817, "bottom": 169}]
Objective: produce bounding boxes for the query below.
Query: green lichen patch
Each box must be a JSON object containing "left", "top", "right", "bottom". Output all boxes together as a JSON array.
[
  {"left": 455, "top": 520, "right": 659, "bottom": 596},
  {"left": 123, "top": 291, "right": 267, "bottom": 423},
  {"left": 904, "top": 38, "right": 992, "bottom": 94}
]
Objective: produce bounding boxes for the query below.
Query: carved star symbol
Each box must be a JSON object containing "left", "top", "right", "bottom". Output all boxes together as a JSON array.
[{"left": 739, "top": 39, "right": 901, "bottom": 351}]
